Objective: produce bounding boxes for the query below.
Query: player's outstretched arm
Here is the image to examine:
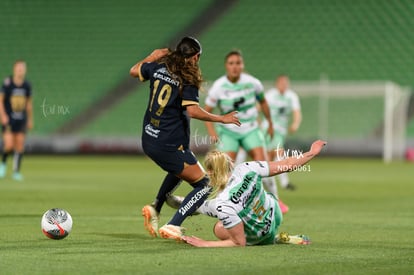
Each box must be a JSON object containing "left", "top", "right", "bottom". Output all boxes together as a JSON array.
[
  {"left": 204, "top": 105, "right": 220, "bottom": 143},
  {"left": 268, "top": 140, "right": 327, "bottom": 176},
  {"left": 187, "top": 104, "right": 241, "bottom": 126},
  {"left": 129, "top": 48, "right": 170, "bottom": 78},
  {"left": 182, "top": 222, "right": 246, "bottom": 247}
]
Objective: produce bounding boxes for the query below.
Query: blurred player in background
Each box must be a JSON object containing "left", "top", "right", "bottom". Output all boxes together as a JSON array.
[
  {"left": 204, "top": 50, "right": 289, "bottom": 213},
  {"left": 262, "top": 75, "right": 302, "bottom": 190},
  {"left": 181, "top": 140, "right": 326, "bottom": 247},
  {"left": 0, "top": 61, "right": 33, "bottom": 181},
  {"left": 130, "top": 37, "right": 240, "bottom": 240}
]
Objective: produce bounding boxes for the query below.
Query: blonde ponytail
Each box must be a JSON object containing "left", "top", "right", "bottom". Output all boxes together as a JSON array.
[{"left": 204, "top": 151, "right": 233, "bottom": 198}]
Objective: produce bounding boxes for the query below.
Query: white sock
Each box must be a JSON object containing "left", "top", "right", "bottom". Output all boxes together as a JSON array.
[
  {"left": 235, "top": 149, "right": 247, "bottom": 165},
  {"left": 274, "top": 155, "right": 289, "bottom": 188},
  {"left": 262, "top": 177, "right": 278, "bottom": 196},
  {"left": 278, "top": 172, "right": 289, "bottom": 188}
]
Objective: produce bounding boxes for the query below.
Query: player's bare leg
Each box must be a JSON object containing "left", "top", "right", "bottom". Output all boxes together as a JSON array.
[
  {"left": 274, "top": 148, "right": 296, "bottom": 190},
  {"left": 0, "top": 131, "right": 14, "bottom": 178},
  {"left": 249, "top": 147, "right": 277, "bottom": 193},
  {"left": 11, "top": 133, "right": 25, "bottom": 181},
  {"left": 268, "top": 149, "right": 276, "bottom": 164},
  {"left": 234, "top": 149, "right": 247, "bottom": 165},
  {"left": 224, "top": 151, "right": 237, "bottom": 162}
]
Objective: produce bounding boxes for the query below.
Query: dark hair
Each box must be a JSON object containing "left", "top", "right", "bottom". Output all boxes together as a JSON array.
[
  {"left": 158, "top": 37, "right": 203, "bottom": 89},
  {"left": 14, "top": 60, "right": 26, "bottom": 66},
  {"left": 276, "top": 74, "right": 289, "bottom": 80},
  {"left": 224, "top": 49, "right": 243, "bottom": 62},
  {"left": 177, "top": 36, "right": 202, "bottom": 58}
]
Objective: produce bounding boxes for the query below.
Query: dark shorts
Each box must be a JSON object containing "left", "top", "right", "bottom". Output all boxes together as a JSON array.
[
  {"left": 143, "top": 144, "right": 198, "bottom": 175},
  {"left": 2, "top": 119, "right": 27, "bottom": 133}
]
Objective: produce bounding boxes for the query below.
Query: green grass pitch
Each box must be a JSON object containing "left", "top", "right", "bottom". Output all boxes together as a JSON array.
[{"left": 0, "top": 155, "right": 413, "bottom": 274}]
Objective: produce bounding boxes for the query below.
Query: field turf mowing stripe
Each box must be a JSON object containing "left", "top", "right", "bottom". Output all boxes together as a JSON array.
[{"left": 0, "top": 156, "right": 413, "bottom": 274}]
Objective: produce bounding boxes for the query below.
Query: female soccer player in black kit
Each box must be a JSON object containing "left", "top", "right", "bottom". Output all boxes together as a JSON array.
[
  {"left": 130, "top": 37, "right": 240, "bottom": 240},
  {"left": 0, "top": 61, "right": 33, "bottom": 181}
]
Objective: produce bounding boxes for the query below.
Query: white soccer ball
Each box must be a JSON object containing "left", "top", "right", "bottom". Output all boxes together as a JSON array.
[{"left": 41, "top": 208, "right": 73, "bottom": 240}]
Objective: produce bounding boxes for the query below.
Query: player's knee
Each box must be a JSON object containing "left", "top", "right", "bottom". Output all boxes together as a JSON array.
[
  {"left": 3, "top": 138, "right": 13, "bottom": 151},
  {"left": 3, "top": 145, "right": 13, "bottom": 152},
  {"left": 14, "top": 144, "right": 25, "bottom": 153},
  {"left": 3, "top": 140, "right": 14, "bottom": 152},
  {"left": 249, "top": 147, "right": 266, "bottom": 161},
  {"left": 191, "top": 175, "right": 210, "bottom": 188}
]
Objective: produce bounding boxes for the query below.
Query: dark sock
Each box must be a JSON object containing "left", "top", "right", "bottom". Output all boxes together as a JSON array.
[
  {"left": 13, "top": 152, "right": 23, "bottom": 172},
  {"left": 153, "top": 173, "right": 182, "bottom": 213},
  {"left": 2, "top": 150, "right": 11, "bottom": 164},
  {"left": 168, "top": 176, "right": 211, "bottom": 226}
]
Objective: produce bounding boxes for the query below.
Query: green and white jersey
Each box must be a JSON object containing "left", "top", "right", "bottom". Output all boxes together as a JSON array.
[
  {"left": 261, "top": 88, "right": 301, "bottom": 136},
  {"left": 206, "top": 73, "right": 265, "bottom": 135},
  {"left": 199, "top": 161, "right": 281, "bottom": 245}
]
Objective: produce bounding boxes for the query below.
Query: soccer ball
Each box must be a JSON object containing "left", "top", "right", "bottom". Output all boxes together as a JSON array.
[{"left": 41, "top": 208, "right": 73, "bottom": 240}]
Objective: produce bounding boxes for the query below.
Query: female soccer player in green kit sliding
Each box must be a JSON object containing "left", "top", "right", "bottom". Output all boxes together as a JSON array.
[{"left": 182, "top": 140, "right": 326, "bottom": 247}]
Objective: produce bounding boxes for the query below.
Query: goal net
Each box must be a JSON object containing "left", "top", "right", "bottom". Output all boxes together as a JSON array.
[{"left": 260, "top": 79, "right": 410, "bottom": 162}]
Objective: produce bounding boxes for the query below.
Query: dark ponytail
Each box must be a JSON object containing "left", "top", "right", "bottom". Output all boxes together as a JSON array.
[
  {"left": 177, "top": 36, "right": 202, "bottom": 58},
  {"left": 158, "top": 37, "right": 203, "bottom": 89}
]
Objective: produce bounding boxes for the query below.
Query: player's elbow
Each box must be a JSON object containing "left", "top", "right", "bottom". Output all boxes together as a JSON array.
[
  {"left": 235, "top": 239, "right": 246, "bottom": 247},
  {"left": 186, "top": 105, "right": 199, "bottom": 118},
  {"left": 130, "top": 65, "right": 141, "bottom": 78},
  {"left": 129, "top": 67, "right": 137, "bottom": 78},
  {"left": 231, "top": 233, "right": 247, "bottom": 247}
]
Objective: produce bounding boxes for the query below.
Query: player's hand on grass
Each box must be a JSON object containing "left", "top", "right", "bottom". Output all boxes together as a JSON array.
[
  {"left": 221, "top": 111, "right": 241, "bottom": 126},
  {"left": 310, "top": 140, "right": 327, "bottom": 155},
  {"left": 182, "top": 235, "right": 208, "bottom": 247}
]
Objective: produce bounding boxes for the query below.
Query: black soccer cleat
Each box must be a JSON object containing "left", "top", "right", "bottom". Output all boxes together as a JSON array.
[{"left": 284, "top": 182, "right": 296, "bottom": 191}]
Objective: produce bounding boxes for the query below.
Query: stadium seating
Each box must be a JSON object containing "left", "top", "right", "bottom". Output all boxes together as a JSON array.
[
  {"left": 0, "top": 0, "right": 212, "bottom": 135},
  {"left": 1, "top": 0, "right": 413, "bottom": 138},
  {"left": 198, "top": 0, "right": 414, "bottom": 85},
  {"left": 80, "top": 86, "right": 149, "bottom": 137},
  {"left": 91, "top": 0, "right": 413, "bottom": 138}
]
